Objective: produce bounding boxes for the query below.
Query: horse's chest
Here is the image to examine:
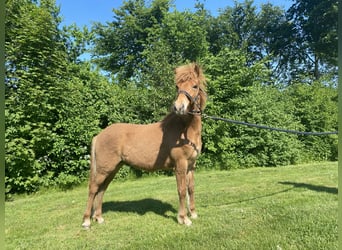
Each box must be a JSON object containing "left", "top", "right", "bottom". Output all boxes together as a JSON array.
[{"left": 171, "top": 139, "right": 200, "bottom": 161}]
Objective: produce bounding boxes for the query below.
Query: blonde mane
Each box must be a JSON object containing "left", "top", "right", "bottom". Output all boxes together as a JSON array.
[{"left": 175, "top": 63, "right": 207, "bottom": 90}]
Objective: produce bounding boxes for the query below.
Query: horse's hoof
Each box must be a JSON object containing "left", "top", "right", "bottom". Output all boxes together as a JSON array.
[
  {"left": 184, "top": 217, "right": 192, "bottom": 226},
  {"left": 82, "top": 220, "right": 91, "bottom": 229},
  {"left": 190, "top": 212, "right": 198, "bottom": 219},
  {"left": 178, "top": 215, "right": 192, "bottom": 226},
  {"left": 94, "top": 216, "right": 105, "bottom": 224}
]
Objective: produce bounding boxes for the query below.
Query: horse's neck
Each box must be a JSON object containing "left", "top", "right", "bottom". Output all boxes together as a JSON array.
[
  {"left": 162, "top": 113, "right": 202, "bottom": 137},
  {"left": 184, "top": 115, "right": 202, "bottom": 140},
  {"left": 188, "top": 115, "right": 201, "bottom": 130}
]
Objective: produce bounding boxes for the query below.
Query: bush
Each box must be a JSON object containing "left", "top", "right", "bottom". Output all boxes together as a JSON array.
[
  {"left": 200, "top": 85, "right": 305, "bottom": 168},
  {"left": 285, "top": 81, "right": 338, "bottom": 161}
]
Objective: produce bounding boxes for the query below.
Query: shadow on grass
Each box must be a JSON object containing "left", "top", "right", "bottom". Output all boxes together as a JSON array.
[
  {"left": 218, "top": 187, "right": 295, "bottom": 206},
  {"left": 102, "top": 198, "right": 177, "bottom": 218},
  {"left": 279, "top": 181, "right": 338, "bottom": 194}
]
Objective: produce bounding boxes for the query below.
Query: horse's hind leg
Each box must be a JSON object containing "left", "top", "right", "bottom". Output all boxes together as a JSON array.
[
  {"left": 82, "top": 173, "right": 106, "bottom": 228},
  {"left": 92, "top": 164, "right": 122, "bottom": 224},
  {"left": 82, "top": 159, "right": 122, "bottom": 228}
]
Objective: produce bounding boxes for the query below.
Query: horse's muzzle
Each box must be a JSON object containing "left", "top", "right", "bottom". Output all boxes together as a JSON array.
[
  {"left": 174, "top": 90, "right": 193, "bottom": 115},
  {"left": 173, "top": 103, "right": 187, "bottom": 115}
]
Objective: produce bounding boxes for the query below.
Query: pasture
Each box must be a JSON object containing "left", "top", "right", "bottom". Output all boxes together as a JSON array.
[{"left": 5, "top": 162, "right": 337, "bottom": 249}]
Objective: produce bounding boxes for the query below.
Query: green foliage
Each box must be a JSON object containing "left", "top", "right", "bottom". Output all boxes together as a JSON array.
[
  {"left": 92, "top": 0, "right": 171, "bottom": 80},
  {"left": 207, "top": 0, "right": 338, "bottom": 82},
  {"left": 5, "top": 0, "right": 68, "bottom": 194},
  {"left": 5, "top": 0, "right": 122, "bottom": 193},
  {"left": 61, "top": 24, "right": 94, "bottom": 63},
  {"left": 285, "top": 80, "right": 338, "bottom": 161},
  {"left": 220, "top": 85, "right": 304, "bottom": 167},
  {"left": 200, "top": 49, "right": 304, "bottom": 168},
  {"left": 5, "top": 0, "right": 338, "bottom": 195},
  {"left": 49, "top": 64, "right": 114, "bottom": 187},
  {"left": 287, "top": 0, "right": 338, "bottom": 78}
]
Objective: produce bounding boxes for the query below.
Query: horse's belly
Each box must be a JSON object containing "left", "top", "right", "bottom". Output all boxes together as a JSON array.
[
  {"left": 122, "top": 153, "right": 174, "bottom": 171},
  {"left": 121, "top": 144, "right": 174, "bottom": 171}
]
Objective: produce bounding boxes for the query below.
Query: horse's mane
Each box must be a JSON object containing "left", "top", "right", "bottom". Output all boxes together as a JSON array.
[
  {"left": 175, "top": 63, "right": 207, "bottom": 111},
  {"left": 175, "top": 63, "right": 206, "bottom": 90}
]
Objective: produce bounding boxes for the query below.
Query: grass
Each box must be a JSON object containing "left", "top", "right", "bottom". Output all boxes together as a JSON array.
[{"left": 5, "top": 162, "right": 337, "bottom": 249}]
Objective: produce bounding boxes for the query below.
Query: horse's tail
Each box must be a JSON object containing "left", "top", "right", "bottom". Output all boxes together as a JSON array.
[{"left": 90, "top": 136, "right": 97, "bottom": 181}]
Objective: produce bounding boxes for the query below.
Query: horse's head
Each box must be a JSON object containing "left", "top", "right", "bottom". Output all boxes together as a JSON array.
[{"left": 173, "top": 63, "right": 207, "bottom": 116}]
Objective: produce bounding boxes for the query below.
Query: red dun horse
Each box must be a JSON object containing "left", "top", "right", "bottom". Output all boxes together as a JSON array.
[{"left": 82, "top": 63, "right": 207, "bottom": 228}]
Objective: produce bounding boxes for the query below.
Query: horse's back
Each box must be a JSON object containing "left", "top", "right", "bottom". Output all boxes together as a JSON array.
[{"left": 97, "top": 122, "right": 163, "bottom": 146}]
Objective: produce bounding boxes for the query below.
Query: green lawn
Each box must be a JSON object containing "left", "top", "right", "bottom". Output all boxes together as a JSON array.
[{"left": 5, "top": 162, "right": 337, "bottom": 249}]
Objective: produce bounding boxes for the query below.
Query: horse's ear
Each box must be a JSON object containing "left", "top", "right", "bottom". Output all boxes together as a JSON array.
[{"left": 194, "top": 63, "right": 201, "bottom": 76}]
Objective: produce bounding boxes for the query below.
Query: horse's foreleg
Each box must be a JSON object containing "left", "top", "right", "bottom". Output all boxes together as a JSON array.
[
  {"left": 175, "top": 160, "right": 192, "bottom": 226},
  {"left": 187, "top": 166, "right": 198, "bottom": 219}
]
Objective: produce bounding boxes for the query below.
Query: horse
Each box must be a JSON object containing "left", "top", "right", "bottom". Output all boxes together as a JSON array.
[{"left": 82, "top": 63, "right": 207, "bottom": 228}]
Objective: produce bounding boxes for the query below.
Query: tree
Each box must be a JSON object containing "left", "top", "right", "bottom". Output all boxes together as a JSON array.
[
  {"left": 207, "top": 0, "right": 257, "bottom": 54},
  {"left": 286, "top": 0, "right": 338, "bottom": 80},
  {"left": 49, "top": 63, "right": 121, "bottom": 188},
  {"left": 5, "top": 0, "right": 115, "bottom": 194},
  {"left": 138, "top": 5, "right": 210, "bottom": 115},
  {"left": 61, "top": 24, "right": 94, "bottom": 64},
  {"left": 200, "top": 48, "right": 298, "bottom": 168},
  {"left": 5, "top": 0, "right": 69, "bottom": 193},
  {"left": 92, "top": 0, "right": 210, "bottom": 120},
  {"left": 91, "top": 0, "right": 170, "bottom": 81},
  {"left": 207, "top": 1, "right": 290, "bottom": 84}
]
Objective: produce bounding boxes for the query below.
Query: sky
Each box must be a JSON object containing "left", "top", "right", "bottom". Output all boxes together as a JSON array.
[{"left": 55, "top": 0, "right": 293, "bottom": 28}]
